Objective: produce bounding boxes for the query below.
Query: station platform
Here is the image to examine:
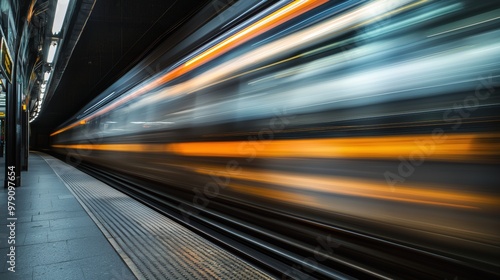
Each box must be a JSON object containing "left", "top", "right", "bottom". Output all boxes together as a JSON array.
[{"left": 0, "top": 152, "right": 273, "bottom": 280}]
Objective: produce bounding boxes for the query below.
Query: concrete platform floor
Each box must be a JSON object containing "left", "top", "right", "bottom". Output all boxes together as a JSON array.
[{"left": 0, "top": 152, "right": 135, "bottom": 280}]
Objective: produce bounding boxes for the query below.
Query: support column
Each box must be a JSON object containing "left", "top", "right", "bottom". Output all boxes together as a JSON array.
[
  {"left": 0, "top": 118, "right": 4, "bottom": 157},
  {"left": 21, "top": 104, "right": 28, "bottom": 171},
  {"left": 4, "top": 78, "right": 21, "bottom": 188}
]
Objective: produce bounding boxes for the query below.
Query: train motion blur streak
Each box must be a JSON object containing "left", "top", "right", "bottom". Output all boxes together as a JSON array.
[
  {"left": 50, "top": 0, "right": 330, "bottom": 136},
  {"left": 52, "top": 0, "right": 500, "bottom": 277}
]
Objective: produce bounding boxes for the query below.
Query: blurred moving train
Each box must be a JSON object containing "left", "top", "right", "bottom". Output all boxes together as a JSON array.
[{"left": 51, "top": 0, "right": 500, "bottom": 277}]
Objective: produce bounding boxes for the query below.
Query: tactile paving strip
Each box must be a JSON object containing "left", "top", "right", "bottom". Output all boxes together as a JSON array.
[{"left": 40, "top": 153, "right": 274, "bottom": 280}]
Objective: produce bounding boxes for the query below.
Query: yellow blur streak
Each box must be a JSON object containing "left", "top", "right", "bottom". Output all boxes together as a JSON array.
[
  {"left": 167, "top": 133, "right": 500, "bottom": 162},
  {"left": 193, "top": 166, "right": 499, "bottom": 210},
  {"left": 52, "top": 133, "right": 500, "bottom": 162},
  {"left": 229, "top": 183, "right": 320, "bottom": 206}
]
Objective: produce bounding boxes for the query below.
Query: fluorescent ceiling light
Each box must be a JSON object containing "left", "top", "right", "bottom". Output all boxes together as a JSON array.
[
  {"left": 44, "top": 71, "right": 51, "bottom": 81},
  {"left": 46, "top": 42, "right": 58, "bottom": 63},
  {"left": 52, "top": 0, "right": 70, "bottom": 35}
]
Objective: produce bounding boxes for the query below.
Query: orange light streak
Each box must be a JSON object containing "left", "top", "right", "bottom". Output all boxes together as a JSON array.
[
  {"left": 166, "top": 133, "right": 500, "bottom": 162},
  {"left": 193, "top": 167, "right": 499, "bottom": 209},
  {"left": 184, "top": 0, "right": 329, "bottom": 68},
  {"left": 52, "top": 133, "right": 500, "bottom": 163}
]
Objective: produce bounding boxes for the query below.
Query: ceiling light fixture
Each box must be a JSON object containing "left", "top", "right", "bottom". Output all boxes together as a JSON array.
[
  {"left": 52, "top": 0, "right": 70, "bottom": 35},
  {"left": 46, "top": 41, "right": 58, "bottom": 63},
  {"left": 44, "top": 71, "right": 51, "bottom": 81}
]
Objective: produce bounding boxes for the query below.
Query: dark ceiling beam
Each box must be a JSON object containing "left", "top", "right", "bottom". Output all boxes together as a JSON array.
[
  {"left": 88, "top": 16, "right": 154, "bottom": 24},
  {"left": 42, "top": 0, "right": 97, "bottom": 109}
]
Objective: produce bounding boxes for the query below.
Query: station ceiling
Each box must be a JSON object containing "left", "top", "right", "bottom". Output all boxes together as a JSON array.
[{"left": 31, "top": 0, "right": 211, "bottom": 134}]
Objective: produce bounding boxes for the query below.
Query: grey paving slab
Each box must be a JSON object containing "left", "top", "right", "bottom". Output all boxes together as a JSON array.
[
  {"left": 23, "top": 232, "right": 48, "bottom": 246},
  {"left": 12, "top": 241, "right": 73, "bottom": 272},
  {"left": 50, "top": 199, "right": 85, "bottom": 211},
  {"left": 46, "top": 225, "right": 104, "bottom": 242},
  {"left": 29, "top": 189, "right": 51, "bottom": 195},
  {"left": 48, "top": 216, "right": 95, "bottom": 231},
  {"left": 32, "top": 260, "right": 85, "bottom": 280},
  {"left": 29, "top": 200, "right": 54, "bottom": 211},
  {"left": 31, "top": 210, "right": 87, "bottom": 222},
  {"left": 16, "top": 221, "right": 50, "bottom": 232}
]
